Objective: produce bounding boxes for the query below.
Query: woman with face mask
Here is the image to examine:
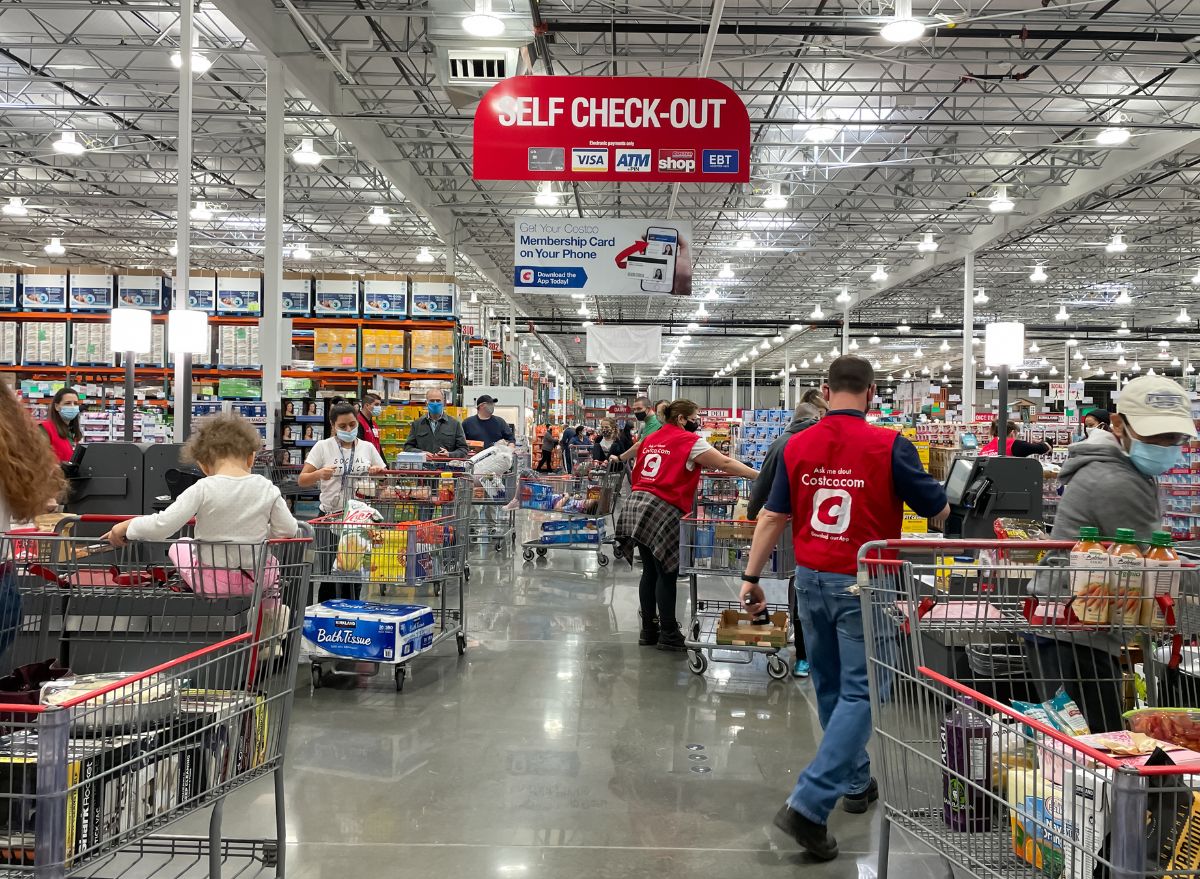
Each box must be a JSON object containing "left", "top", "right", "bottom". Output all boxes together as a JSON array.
[
  {"left": 591, "top": 417, "right": 629, "bottom": 464},
  {"left": 298, "top": 401, "right": 387, "bottom": 514},
  {"left": 355, "top": 392, "right": 384, "bottom": 456},
  {"left": 41, "top": 387, "right": 83, "bottom": 463},
  {"left": 614, "top": 400, "right": 759, "bottom": 652},
  {"left": 1030, "top": 375, "right": 1196, "bottom": 731}
]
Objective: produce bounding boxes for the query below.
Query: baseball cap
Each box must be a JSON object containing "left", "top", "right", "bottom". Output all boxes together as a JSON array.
[
  {"left": 475, "top": 394, "right": 498, "bottom": 405},
  {"left": 1117, "top": 375, "right": 1197, "bottom": 439}
]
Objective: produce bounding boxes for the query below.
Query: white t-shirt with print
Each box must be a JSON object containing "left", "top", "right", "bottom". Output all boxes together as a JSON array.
[{"left": 306, "top": 438, "right": 386, "bottom": 512}]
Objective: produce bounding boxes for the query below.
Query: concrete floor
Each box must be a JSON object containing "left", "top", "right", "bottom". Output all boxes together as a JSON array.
[{"left": 92, "top": 534, "right": 946, "bottom": 879}]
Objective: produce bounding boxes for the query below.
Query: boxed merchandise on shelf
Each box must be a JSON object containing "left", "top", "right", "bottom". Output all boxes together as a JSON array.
[
  {"left": 362, "top": 328, "right": 406, "bottom": 370},
  {"left": 71, "top": 322, "right": 114, "bottom": 366},
  {"left": 0, "top": 322, "right": 17, "bottom": 365},
  {"left": 217, "top": 325, "right": 261, "bottom": 368},
  {"left": 136, "top": 323, "right": 166, "bottom": 367},
  {"left": 183, "top": 271, "right": 217, "bottom": 312},
  {"left": 282, "top": 273, "right": 311, "bottom": 316},
  {"left": 363, "top": 273, "right": 408, "bottom": 317},
  {"left": 21, "top": 322, "right": 67, "bottom": 365},
  {"left": 410, "top": 276, "right": 456, "bottom": 318},
  {"left": 230, "top": 401, "right": 269, "bottom": 440},
  {"left": 216, "top": 271, "right": 262, "bottom": 316},
  {"left": 117, "top": 268, "right": 169, "bottom": 311},
  {"left": 67, "top": 267, "right": 115, "bottom": 311},
  {"left": 314, "top": 327, "right": 358, "bottom": 369},
  {"left": 409, "top": 328, "right": 454, "bottom": 371},
  {"left": 22, "top": 266, "right": 68, "bottom": 311},
  {"left": 0, "top": 267, "right": 17, "bottom": 310},
  {"left": 313, "top": 274, "right": 361, "bottom": 317}
]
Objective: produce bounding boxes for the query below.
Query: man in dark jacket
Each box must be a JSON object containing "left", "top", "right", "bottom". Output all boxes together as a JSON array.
[
  {"left": 746, "top": 398, "right": 825, "bottom": 678},
  {"left": 404, "top": 389, "right": 469, "bottom": 457}
]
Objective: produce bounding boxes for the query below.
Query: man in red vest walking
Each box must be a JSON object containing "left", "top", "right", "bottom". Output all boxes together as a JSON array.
[{"left": 740, "top": 356, "right": 949, "bottom": 860}]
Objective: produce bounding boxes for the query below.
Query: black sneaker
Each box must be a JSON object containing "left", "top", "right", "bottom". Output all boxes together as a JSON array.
[
  {"left": 656, "top": 626, "right": 687, "bottom": 652},
  {"left": 843, "top": 778, "right": 878, "bottom": 814},
  {"left": 772, "top": 805, "right": 838, "bottom": 861}
]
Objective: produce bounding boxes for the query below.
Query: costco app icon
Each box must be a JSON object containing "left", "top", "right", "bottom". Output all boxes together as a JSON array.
[
  {"left": 658, "top": 149, "right": 696, "bottom": 173},
  {"left": 614, "top": 149, "right": 652, "bottom": 172},
  {"left": 518, "top": 269, "right": 535, "bottom": 284}
]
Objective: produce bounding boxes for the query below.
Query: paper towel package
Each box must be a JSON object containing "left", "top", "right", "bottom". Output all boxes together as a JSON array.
[{"left": 302, "top": 600, "right": 435, "bottom": 664}]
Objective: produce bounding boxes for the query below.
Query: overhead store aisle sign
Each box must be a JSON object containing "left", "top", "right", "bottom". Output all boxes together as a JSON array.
[
  {"left": 474, "top": 76, "right": 750, "bottom": 183},
  {"left": 515, "top": 216, "right": 693, "bottom": 296}
]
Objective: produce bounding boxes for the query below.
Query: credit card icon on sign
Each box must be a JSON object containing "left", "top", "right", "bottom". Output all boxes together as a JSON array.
[{"left": 527, "top": 147, "right": 565, "bottom": 172}]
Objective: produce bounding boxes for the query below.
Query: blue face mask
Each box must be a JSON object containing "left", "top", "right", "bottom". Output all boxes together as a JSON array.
[
  {"left": 336, "top": 428, "right": 358, "bottom": 444},
  {"left": 371, "top": 405, "right": 382, "bottom": 417},
  {"left": 1128, "top": 439, "right": 1183, "bottom": 477},
  {"left": 427, "top": 401, "right": 444, "bottom": 417},
  {"left": 59, "top": 405, "right": 80, "bottom": 422}
]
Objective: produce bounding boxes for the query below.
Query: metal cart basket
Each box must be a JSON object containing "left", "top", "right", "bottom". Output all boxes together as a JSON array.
[
  {"left": 469, "top": 467, "right": 518, "bottom": 554},
  {"left": 517, "top": 470, "right": 620, "bottom": 567}
]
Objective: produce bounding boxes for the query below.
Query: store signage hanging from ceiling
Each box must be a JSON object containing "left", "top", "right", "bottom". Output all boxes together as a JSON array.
[
  {"left": 514, "top": 216, "right": 693, "bottom": 296},
  {"left": 474, "top": 76, "right": 751, "bottom": 183}
]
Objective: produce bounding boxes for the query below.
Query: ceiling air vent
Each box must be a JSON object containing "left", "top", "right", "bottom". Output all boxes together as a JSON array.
[{"left": 447, "top": 49, "right": 510, "bottom": 85}]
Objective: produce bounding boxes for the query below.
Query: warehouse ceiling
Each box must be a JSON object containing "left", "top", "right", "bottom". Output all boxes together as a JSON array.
[{"left": 3, "top": 0, "right": 1200, "bottom": 391}]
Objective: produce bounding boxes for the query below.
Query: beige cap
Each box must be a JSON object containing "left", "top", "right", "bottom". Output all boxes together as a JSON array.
[{"left": 1117, "top": 375, "right": 1198, "bottom": 439}]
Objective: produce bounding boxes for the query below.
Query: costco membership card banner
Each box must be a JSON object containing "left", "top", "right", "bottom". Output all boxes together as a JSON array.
[{"left": 475, "top": 76, "right": 750, "bottom": 184}]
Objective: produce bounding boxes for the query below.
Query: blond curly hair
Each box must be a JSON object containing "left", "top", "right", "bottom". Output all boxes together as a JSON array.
[
  {"left": 0, "top": 384, "right": 66, "bottom": 519},
  {"left": 183, "top": 413, "right": 263, "bottom": 468}
]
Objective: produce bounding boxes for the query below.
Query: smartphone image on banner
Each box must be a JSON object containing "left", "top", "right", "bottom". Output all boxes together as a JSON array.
[{"left": 627, "top": 227, "right": 678, "bottom": 293}]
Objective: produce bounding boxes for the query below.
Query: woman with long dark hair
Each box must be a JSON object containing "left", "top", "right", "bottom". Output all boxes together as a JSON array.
[{"left": 41, "top": 387, "right": 82, "bottom": 463}]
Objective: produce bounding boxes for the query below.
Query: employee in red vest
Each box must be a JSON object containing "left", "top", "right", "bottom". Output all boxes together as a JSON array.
[
  {"left": 979, "top": 417, "right": 1053, "bottom": 457},
  {"left": 41, "top": 387, "right": 82, "bottom": 463},
  {"left": 615, "top": 399, "right": 758, "bottom": 652},
  {"left": 739, "top": 356, "right": 949, "bottom": 861}
]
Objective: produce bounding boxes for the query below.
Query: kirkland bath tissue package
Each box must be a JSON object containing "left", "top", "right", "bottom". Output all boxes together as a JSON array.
[{"left": 302, "top": 600, "right": 435, "bottom": 663}]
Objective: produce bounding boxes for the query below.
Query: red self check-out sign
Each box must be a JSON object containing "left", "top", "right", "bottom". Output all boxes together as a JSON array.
[{"left": 472, "top": 76, "right": 751, "bottom": 184}]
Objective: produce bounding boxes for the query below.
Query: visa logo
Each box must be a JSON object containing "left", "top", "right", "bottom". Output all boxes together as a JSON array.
[
  {"left": 571, "top": 148, "right": 609, "bottom": 172},
  {"left": 614, "top": 149, "right": 651, "bottom": 172}
]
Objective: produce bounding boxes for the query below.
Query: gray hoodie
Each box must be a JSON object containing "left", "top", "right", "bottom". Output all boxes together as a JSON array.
[{"left": 1050, "top": 430, "right": 1161, "bottom": 544}]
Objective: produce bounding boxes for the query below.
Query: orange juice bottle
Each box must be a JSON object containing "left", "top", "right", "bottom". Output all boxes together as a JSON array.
[
  {"left": 1108, "top": 528, "right": 1145, "bottom": 628},
  {"left": 1143, "top": 530, "right": 1181, "bottom": 628},
  {"left": 1069, "top": 527, "right": 1110, "bottom": 624}
]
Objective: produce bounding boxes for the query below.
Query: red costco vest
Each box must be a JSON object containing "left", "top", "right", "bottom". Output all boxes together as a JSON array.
[
  {"left": 630, "top": 423, "right": 704, "bottom": 512},
  {"left": 978, "top": 436, "right": 1015, "bottom": 457},
  {"left": 41, "top": 421, "right": 74, "bottom": 463},
  {"left": 782, "top": 415, "right": 904, "bottom": 575}
]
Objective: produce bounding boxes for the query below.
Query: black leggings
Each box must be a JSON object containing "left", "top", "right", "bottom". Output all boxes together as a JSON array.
[
  {"left": 536, "top": 449, "right": 554, "bottom": 471},
  {"left": 637, "top": 542, "right": 679, "bottom": 630}
]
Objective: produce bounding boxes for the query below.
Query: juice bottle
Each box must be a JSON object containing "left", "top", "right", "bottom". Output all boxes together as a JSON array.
[
  {"left": 1143, "top": 530, "right": 1181, "bottom": 628},
  {"left": 1108, "top": 528, "right": 1145, "bottom": 628},
  {"left": 941, "top": 696, "right": 992, "bottom": 832},
  {"left": 438, "top": 471, "right": 454, "bottom": 503},
  {"left": 1069, "top": 527, "right": 1110, "bottom": 624}
]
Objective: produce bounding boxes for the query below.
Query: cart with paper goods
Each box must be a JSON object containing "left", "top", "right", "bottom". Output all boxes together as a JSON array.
[
  {"left": 0, "top": 522, "right": 313, "bottom": 879},
  {"left": 678, "top": 483, "right": 794, "bottom": 680},
  {"left": 304, "top": 472, "right": 468, "bottom": 691},
  {"left": 466, "top": 445, "right": 518, "bottom": 554},
  {"left": 517, "top": 470, "right": 620, "bottom": 566},
  {"left": 858, "top": 537, "right": 1200, "bottom": 879}
]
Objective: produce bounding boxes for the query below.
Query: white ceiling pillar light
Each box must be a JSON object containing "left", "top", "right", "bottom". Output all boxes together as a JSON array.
[
  {"left": 984, "top": 322, "right": 1025, "bottom": 368},
  {"left": 916, "top": 232, "right": 938, "bottom": 253},
  {"left": 989, "top": 183, "right": 1015, "bottom": 213},
  {"left": 110, "top": 307, "right": 152, "bottom": 354},
  {"left": 1029, "top": 264, "right": 1048, "bottom": 283},
  {"left": 3, "top": 197, "right": 28, "bottom": 218},
  {"left": 167, "top": 309, "right": 209, "bottom": 355},
  {"left": 870, "top": 264, "right": 888, "bottom": 282},
  {"left": 463, "top": 0, "right": 505, "bottom": 36},
  {"left": 291, "top": 138, "right": 322, "bottom": 167},
  {"left": 368, "top": 206, "right": 391, "bottom": 225},
  {"left": 53, "top": 130, "right": 85, "bottom": 157},
  {"left": 534, "top": 182, "right": 560, "bottom": 207},
  {"left": 762, "top": 181, "right": 787, "bottom": 210},
  {"left": 1105, "top": 233, "right": 1128, "bottom": 254},
  {"left": 881, "top": 0, "right": 925, "bottom": 42},
  {"left": 190, "top": 200, "right": 213, "bottom": 222},
  {"left": 44, "top": 237, "right": 65, "bottom": 257},
  {"left": 416, "top": 246, "right": 435, "bottom": 263}
]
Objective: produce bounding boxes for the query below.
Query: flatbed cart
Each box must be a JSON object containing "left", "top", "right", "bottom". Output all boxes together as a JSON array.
[
  {"left": 0, "top": 523, "right": 313, "bottom": 879},
  {"left": 306, "top": 493, "right": 467, "bottom": 692},
  {"left": 517, "top": 470, "right": 620, "bottom": 567},
  {"left": 857, "top": 538, "right": 1200, "bottom": 879},
  {"left": 678, "top": 511, "right": 794, "bottom": 680}
]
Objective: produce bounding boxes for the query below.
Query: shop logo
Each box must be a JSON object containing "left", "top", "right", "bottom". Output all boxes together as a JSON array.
[
  {"left": 702, "top": 150, "right": 739, "bottom": 173},
  {"left": 518, "top": 268, "right": 535, "bottom": 284},
  {"left": 658, "top": 149, "right": 696, "bottom": 173},
  {"left": 571, "top": 148, "right": 609, "bottom": 172},
  {"left": 614, "top": 149, "right": 651, "bottom": 172},
  {"left": 811, "top": 489, "right": 852, "bottom": 535}
]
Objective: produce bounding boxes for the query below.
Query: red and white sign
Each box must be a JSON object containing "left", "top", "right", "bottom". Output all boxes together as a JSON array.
[
  {"left": 473, "top": 77, "right": 751, "bottom": 183},
  {"left": 607, "top": 404, "right": 631, "bottom": 415}
]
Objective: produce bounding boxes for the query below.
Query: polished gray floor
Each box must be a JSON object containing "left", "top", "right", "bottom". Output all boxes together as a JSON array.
[{"left": 105, "top": 529, "right": 947, "bottom": 878}]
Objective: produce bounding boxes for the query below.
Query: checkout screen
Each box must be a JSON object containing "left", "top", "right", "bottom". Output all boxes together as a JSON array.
[{"left": 945, "top": 458, "right": 976, "bottom": 506}]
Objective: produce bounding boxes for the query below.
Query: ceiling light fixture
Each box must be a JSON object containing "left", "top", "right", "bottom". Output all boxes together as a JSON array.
[
  {"left": 416, "top": 246, "right": 435, "bottom": 264},
  {"left": 53, "top": 130, "right": 85, "bottom": 156},
  {"left": 917, "top": 232, "right": 938, "bottom": 253},
  {"left": 368, "top": 206, "right": 391, "bottom": 225},
  {"left": 291, "top": 138, "right": 322, "bottom": 167},
  {"left": 1055, "top": 305, "right": 1070, "bottom": 322},
  {"left": 190, "top": 200, "right": 213, "bottom": 222},
  {"left": 939, "top": 339, "right": 950, "bottom": 352},
  {"left": 870, "top": 264, "right": 888, "bottom": 282},
  {"left": 880, "top": 0, "right": 925, "bottom": 42},
  {"left": 718, "top": 263, "right": 735, "bottom": 280},
  {"left": 168, "top": 242, "right": 178, "bottom": 257},
  {"left": 989, "top": 183, "right": 1015, "bottom": 214},
  {"left": 534, "top": 182, "right": 559, "bottom": 207},
  {"left": 814, "top": 354, "right": 824, "bottom": 364},
  {"left": 1177, "top": 307, "right": 1192, "bottom": 323},
  {"left": 897, "top": 321, "right": 911, "bottom": 333},
  {"left": 810, "top": 303, "right": 825, "bottom": 320},
  {"left": 1073, "top": 350, "right": 1083, "bottom": 360},
  {"left": 762, "top": 182, "right": 787, "bottom": 210},
  {"left": 170, "top": 45, "right": 212, "bottom": 76},
  {"left": 891, "top": 354, "right": 901, "bottom": 364},
  {"left": 1192, "top": 268, "right": 1200, "bottom": 285},
  {"left": 469, "top": 290, "right": 479, "bottom": 305},
  {"left": 1030, "top": 264, "right": 1048, "bottom": 283},
  {"left": 1029, "top": 342, "right": 1040, "bottom": 353},
  {"left": 973, "top": 288, "right": 989, "bottom": 305},
  {"left": 291, "top": 242, "right": 312, "bottom": 261},
  {"left": 849, "top": 338, "right": 860, "bottom": 350},
  {"left": 835, "top": 287, "right": 852, "bottom": 305},
  {"left": 2, "top": 197, "right": 27, "bottom": 218},
  {"left": 1113, "top": 289, "right": 1132, "bottom": 306},
  {"left": 1117, "top": 321, "right": 1131, "bottom": 335},
  {"left": 1096, "top": 124, "right": 1131, "bottom": 147},
  {"left": 1049, "top": 365, "right": 1059, "bottom": 376},
  {"left": 804, "top": 117, "right": 839, "bottom": 143},
  {"left": 759, "top": 339, "right": 770, "bottom": 351},
  {"left": 1105, "top": 233, "right": 1127, "bottom": 254},
  {"left": 773, "top": 333, "right": 784, "bottom": 344},
  {"left": 463, "top": 0, "right": 505, "bottom": 37},
  {"left": 869, "top": 334, "right": 881, "bottom": 344},
  {"left": 736, "top": 233, "right": 755, "bottom": 250},
  {"left": 43, "top": 237, "right": 65, "bottom": 257}
]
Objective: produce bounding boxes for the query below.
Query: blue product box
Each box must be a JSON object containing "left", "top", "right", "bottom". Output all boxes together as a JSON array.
[
  {"left": 302, "top": 600, "right": 435, "bottom": 663},
  {"left": 0, "top": 271, "right": 16, "bottom": 309},
  {"left": 541, "top": 519, "right": 578, "bottom": 533},
  {"left": 21, "top": 272, "right": 67, "bottom": 310},
  {"left": 216, "top": 275, "right": 262, "bottom": 316},
  {"left": 116, "top": 274, "right": 166, "bottom": 311},
  {"left": 520, "top": 482, "right": 558, "bottom": 511},
  {"left": 68, "top": 272, "right": 114, "bottom": 311}
]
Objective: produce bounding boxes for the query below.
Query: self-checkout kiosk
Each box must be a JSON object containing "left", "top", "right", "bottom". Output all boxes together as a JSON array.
[{"left": 942, "top": 454, "right": 1044, "bottom": 538}]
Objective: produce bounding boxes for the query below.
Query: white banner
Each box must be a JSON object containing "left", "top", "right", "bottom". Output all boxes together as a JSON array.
[
  {"left": 514, "top": 216, "right": 693, "bottom": 296},
  {"left": 586, "top": 325, "right": 662, "bottom": 364}
]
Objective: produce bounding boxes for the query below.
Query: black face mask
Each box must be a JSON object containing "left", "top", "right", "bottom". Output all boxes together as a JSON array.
[
  {"left": 684, "top": 419, "right": 700, "bottom": 433},
  {"left": 634, "top": 410, "right": 647, "bottom": 422}
]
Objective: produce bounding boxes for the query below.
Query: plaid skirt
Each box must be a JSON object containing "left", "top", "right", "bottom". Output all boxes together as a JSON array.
[{"left": 614, "top": 489, "right": 683, "bottom": 573}]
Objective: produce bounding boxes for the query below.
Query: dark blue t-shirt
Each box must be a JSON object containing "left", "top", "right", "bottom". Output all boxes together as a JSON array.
[{"left": 462, "top": 414, "right": 514, "bottom": 449}]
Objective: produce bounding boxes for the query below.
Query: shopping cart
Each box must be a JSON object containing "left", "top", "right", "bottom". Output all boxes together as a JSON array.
[
  {"left": 306, "top": 504, "right": 467, "bottom": 692},
  {"left": 858, "top": 538, "right": 1200, "bottom": 879},
  {"left": 517, "top": 470, "right": 620, "bottom": 567},
  {"left": 0, "top": 522, "right": 313, "bottom": 879},
  {"left": 679, "top": 476, "right": 793, "bottom": 680},
  {"left": 469, "top": 467, "right": 518, "bottom": 554}
]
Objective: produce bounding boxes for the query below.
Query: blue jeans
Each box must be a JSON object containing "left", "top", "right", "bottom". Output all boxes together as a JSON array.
[{"left": 788, "top": 566, "right": 872, "bottom": 824}]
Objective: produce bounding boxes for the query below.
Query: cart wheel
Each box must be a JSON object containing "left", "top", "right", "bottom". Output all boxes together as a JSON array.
[
  {"left": 597, "top": 553, "right": 609, "bottom": 567},
  {"left": 394, "top": 666, "right": 406, "bottom": 692},
  {"left": 536, "top": 547, "right": 548, "bottom": 557},
  {"left": 463, "top": 566, "right": 470, "bottom": 582},
  {"left": 457, "top": 632, "right": 467, "bottom": 655},
  {"left": 767, "top": 655, "right": 789, "bottom": 681},
  {"left": 495, "top": 540, "right": 505, "bottom": 553},
  {"left": 262, "top": 842, "right": 279, "bottom": 867},
  {"left": 522, "top": 548, "right": 535, "bottom": 562},
  {"left": 310, "top": 664, "right": 323, "bottom": 690},
  {"left": 511, "top": 532, "right": 517, "bottom": 546},
  {"left": 687, "top": 650, "right": 708, "bottom": 675}
]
